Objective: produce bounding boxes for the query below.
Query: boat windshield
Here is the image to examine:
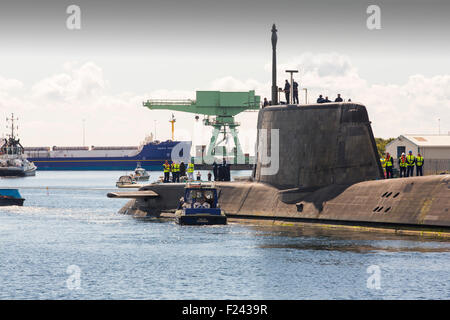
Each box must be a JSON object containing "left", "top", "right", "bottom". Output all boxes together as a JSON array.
[{"left": 185, "top": 188, "right": 215, "bottom": 208}]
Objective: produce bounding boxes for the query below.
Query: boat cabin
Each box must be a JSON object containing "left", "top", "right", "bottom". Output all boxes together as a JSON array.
[{"left": 182, "top": 183, "right": 218, "bottom": 210}]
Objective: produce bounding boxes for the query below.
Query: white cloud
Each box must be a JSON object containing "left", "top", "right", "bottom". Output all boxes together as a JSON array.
[
  {"left": 31, "top": 62, "right": 106, "bottom": 103},
  {"left": 0, "top": 76, "right": 23, "bottom": 92}
]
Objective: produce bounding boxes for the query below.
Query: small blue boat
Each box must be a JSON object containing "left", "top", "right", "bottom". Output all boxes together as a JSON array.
[
  {"left": 0, "top": 189, "right": 25, "bottom": 206},
  {"left": 175, "top": 183, "right": 227, "bottom": 225}
]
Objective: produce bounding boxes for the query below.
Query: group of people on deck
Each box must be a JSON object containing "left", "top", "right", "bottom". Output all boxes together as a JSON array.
[
  {"left": 162, "top": 158, "right": 231, "bottom": 183},
  {"left": 383, "top": 151, "right": 424, "bottom": 179},
  {"left": 261, "top": 79, "right": 351, "bottom": 106},
  {"left": 162, "top": 160, "right": 195, "bottom": 183}
]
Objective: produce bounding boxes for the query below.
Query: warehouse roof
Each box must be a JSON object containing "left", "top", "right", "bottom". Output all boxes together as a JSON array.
[{"left": 389, "top": 135, "right": 450, "bottom": 147}]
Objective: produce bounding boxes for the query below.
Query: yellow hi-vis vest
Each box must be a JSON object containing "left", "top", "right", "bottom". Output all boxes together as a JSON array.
[
  {"left": 187, "top": 163, "right": 194, "bottom": 173},
  {"left": 416, "top": 156, "right": 424, "bottom": 166},
  {"left": 173, "top": 163, "right": 179, "bottom": 172},
  {"left": 399, "top": 157, "right": 407, "bottom": 167},
  {"left": 171, "top": 163, "right": 175, "bottom": 172},
  {"left": 385, "top": 156, "right": 393, "bottom": 167},
  {"left": 406, "top": 155, "right": 415, "bottom": 167},
  {"left": 163, "top": 164, "right": 170, "bottom": 172}
]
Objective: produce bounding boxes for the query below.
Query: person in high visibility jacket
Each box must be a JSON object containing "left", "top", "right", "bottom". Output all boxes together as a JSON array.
[
  {"left": 171, "top": 162, "right": 176, "bottom": 182},
  {"left": 380, "top": 157, "right": 386, "bottom": 177},
  {"left": 175, "top": 162, "right": 180, "bottom": 182},
  {"left": 163, "top": 160, "right": 171, "bottom": 183},
  {"left": 406, "top": 150, "right": 415, "bottom": 177},
  {"left": 415, "top": 153, "right": 424, "bottom": 176},
  {"left": 187, "top": 162, "right": 194, "bottom": 181},
  {"left": 384, "top": 153, "right": 393, "bottom": 179},
  {"left": 398, "top": 152, "right": 407, "bottom": 178}
]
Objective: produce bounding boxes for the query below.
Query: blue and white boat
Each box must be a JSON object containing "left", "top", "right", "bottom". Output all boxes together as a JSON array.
[
  {"left": 24, "top": 135, "right": 191, "bottom": 171},
  {"left": 175, "top": 183, "right": 227, "bottom": 225},
  {"left": 0, "top": 189, "right": 25, "bottom": 206}
]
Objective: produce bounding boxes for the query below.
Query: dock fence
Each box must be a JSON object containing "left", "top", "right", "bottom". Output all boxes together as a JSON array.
[{"left": 393, "top": 159, "right": 450, "bottom": 175}]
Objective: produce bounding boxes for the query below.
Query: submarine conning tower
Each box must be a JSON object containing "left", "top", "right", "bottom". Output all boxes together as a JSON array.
[{"left": 254, "top": 102, "right": 384, "bottom": 190}]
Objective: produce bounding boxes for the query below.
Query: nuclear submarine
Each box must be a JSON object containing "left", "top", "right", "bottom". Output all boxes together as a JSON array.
[
  {"left": 108, "top": 25, "right": 449, "bottom": 237},
  {"left": 109, "top": 101, "right": 449, "bottom": 236}
]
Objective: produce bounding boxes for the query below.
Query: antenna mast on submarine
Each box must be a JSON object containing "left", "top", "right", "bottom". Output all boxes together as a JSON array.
[{"left": 271, "top": 24, "right": 278, "bottom": 105}]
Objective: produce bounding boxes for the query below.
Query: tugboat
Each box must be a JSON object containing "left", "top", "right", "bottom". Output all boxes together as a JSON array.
[
  {"left": 0, "top": 114, "right": 36, "bottom": 177},
  {"left": 0, "top": 188, "right": 25, "bottom": 206},
  {"left": 175, "top": 183, "right": 227, "bottom": 225}
]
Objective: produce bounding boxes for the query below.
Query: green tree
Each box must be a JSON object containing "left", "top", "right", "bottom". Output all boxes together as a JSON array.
[{"left": 375, "top": 137, "right": 395, "bottom": 158}]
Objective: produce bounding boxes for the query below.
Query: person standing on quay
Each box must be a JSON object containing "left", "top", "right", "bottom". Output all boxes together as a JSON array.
[
  {"left": 187, "top": 162, "right": 194, "bottom": 180},
  {"left": 179, "top": 161, "right": 186, "bottom": 178},
  {"left": 416, "top": 153, "right": 424, "bottom": 176},
  {"left": 384, "top": 153, "right": 393, "bottom": 179},
  {"left": 163, "top": 160, "right": 170, "bottom": 183},
  {"left": 406, "top": 151, "right": 415, "bottom": 177},
  {"left": 399, "top": 153, "right": 407, "bottom": 178},
  {"left": 213, "top": 161, "right": 218, "bottom": 181},
  {"left": 171, "top": 161, "right": 176, "bottom": 182}
]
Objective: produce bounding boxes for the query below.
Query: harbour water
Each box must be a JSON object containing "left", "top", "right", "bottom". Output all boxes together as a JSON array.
[{"left": 0, "top": 171, "right": 449, "bottom": 300}]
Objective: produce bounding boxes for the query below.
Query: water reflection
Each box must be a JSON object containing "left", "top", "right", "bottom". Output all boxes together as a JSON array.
[{"left": 245, "top": 224, "right": 450, "bottom": 253}]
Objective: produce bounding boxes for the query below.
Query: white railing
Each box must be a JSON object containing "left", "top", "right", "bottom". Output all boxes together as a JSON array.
[{"left": 144, "top": 99, "right": 194, "bottom": 106}]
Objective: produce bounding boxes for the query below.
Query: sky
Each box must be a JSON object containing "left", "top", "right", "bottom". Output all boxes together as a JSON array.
[{"left": 0, "top": 0, "right": 449, "bottom": 152}]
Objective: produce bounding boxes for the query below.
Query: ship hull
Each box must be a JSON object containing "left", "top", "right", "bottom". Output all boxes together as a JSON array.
[
  {"left": 27, "top": 141, "right": 191, "bottom": 171},
  {"left": 26, "top": 159, "right": 164, "bottom": 171},
  {"left": 0, "top": 167, "right": 36, "bottom": 177},
  {"left": 0, "top": 197, "right": 24, "bottom": 206},
  {"left": 0, "top": 189, "right": 25, "bottom": 206}
]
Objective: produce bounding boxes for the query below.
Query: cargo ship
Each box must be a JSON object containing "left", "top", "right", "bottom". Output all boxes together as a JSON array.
[{"left": 24, "top": 135, "right": 192, "bottom": 171}]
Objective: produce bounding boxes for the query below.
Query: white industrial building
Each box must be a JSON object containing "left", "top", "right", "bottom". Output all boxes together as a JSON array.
[{"left": 386, "top": 134, "right": 450, "bottom": 174}]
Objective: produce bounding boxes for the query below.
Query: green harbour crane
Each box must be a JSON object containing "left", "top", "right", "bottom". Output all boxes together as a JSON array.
[{"left": 143, "top": 90, "right": 260, "bottom": 162}]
